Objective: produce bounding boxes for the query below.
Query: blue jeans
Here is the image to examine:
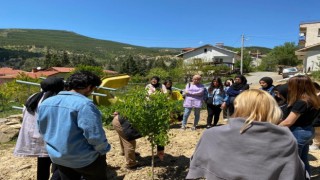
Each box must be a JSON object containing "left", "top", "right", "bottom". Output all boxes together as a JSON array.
[
  {"left": 182, "top": 107, "right": 201, "bottom": 127},
  {"left": 290, "top": 125, "right": 315, "bottom": 174}
]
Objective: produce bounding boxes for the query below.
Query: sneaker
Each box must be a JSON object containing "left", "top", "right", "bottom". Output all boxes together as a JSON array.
[
  {"left": 206, "top": 125, "right": 211, "bottom": 129},
  {"left": 223, "top": 118, "right": 228, "bottom": 121},
  {"left": 191, "top": 126, "right": 196, "bottom": 131},
  {"left": 125, "top": 163, "right": 141, "bottom": 170},
  {"left": 181, "top": 125, "right": 186, "bottom": 130}
]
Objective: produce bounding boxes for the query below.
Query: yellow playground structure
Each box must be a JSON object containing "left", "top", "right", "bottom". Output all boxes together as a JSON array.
[{"left": 93, "top": 75, "right": 130, "bottom": 106}]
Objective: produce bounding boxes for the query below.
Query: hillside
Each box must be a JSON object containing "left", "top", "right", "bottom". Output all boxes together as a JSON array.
[
  {"left": 0, "top": 29, "right": 180, "bottom": 59},
  {"left": 224, "top": 45, "right": 272, "bottom": 55}
]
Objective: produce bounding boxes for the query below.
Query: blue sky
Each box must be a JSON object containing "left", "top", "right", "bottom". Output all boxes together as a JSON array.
[{"left": 1, "top": 0, "right": 320, "bottom": 48}]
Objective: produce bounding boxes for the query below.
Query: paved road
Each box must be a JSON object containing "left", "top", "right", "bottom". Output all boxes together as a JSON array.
[{"left": 245, "top": 71, "right": 283, "bottom": 86}]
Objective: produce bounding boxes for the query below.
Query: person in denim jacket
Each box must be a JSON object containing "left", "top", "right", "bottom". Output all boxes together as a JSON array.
[
  {"left": 38, "top": 71, "right": 111, "bottom": 180},
  {"left": 205, "top": 77, "right": 227, "bottom": 128},
  {"left": 181, "top": 75, "right": 205, "bottom": 130}
]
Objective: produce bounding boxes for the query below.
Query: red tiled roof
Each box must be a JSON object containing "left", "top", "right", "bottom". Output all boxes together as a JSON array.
[
  {"left": 25, "top": 71, "right": 59, "bottom": 78},
  {"left": 0, "top": 67, "right": 25, "bottom": 76},
  {"left": 182, "top": 48, "right": 195, "bottom": 52},
  {"left": 50, "top": 67, "right": 75, "bottom": 73}
]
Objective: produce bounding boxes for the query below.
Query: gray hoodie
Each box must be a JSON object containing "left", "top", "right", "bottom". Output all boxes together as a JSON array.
[{"left": 186, "top": 118, "right": 308, "bottom": 180}]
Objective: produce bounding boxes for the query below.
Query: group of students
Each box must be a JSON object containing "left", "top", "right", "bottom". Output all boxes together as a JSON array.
[
  {"left": 185, "top": 74, "right": 320, "bottom": 179},
  {"left": 181, "top": 74, "right": 250, "bottom": 130},
  {"left": 12, "top": 71, "right": 320, "bottom": 180}
]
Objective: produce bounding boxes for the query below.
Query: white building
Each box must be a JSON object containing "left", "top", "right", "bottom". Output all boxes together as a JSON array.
[
  {"left": 176, "top": 44, "right": 237, "bottom": 69},
  {"left": 295, "top": 21, "right": 320, "bottom": 72}
]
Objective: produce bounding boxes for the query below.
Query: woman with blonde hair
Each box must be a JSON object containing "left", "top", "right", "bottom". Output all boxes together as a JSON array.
[
  {"left": 279, "top": 75, "right": 320, "bottom": 174},
  {"left": 181, "top": 74, "right": 205, "bottom": 130},
  {"left": 187, "top": 89, "right": 307, "bottom": 180}
]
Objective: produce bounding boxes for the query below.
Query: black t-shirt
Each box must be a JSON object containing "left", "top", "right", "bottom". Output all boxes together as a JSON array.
[{"left": 289, "top": 100, "right": 319, "bottom": 127}]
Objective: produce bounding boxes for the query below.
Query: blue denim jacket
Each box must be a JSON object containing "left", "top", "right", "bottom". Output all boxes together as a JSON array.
[
  {"left": 206, "top": 87, "right": 227, "bottom": 105},
  {"left": 37, "top": 91, "right": 111, "bottom": 168}
]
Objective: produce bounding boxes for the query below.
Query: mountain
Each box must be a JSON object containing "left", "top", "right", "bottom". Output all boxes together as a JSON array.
[
  {"left": 0, "top": 29, "right": 180, "bottom": 59},
  {"left": 223, "top": 45, "right": 272, "bottom": 55}
]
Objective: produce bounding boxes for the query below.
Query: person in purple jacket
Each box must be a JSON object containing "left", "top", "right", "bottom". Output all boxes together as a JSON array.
[{"left": 181, "top": 75, "right": 205, "bottom": 130}]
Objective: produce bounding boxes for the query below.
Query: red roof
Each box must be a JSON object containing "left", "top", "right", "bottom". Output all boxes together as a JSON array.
[
  {"left": 25, "top": 71, "right": 59, "bottom": 78},
  {"left": 0, "top": 67, "right": 25, "bottom": 76},
  {"left": 49, "top": 67, "right": 75, "bottom": 73},
  {"left": 182, "top": 48, "right": 195, "bottom": 52}
]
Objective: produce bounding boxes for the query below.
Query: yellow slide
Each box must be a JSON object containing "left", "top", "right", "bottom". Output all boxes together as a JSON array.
[
  {"left": 93, "top": 75, "right": 130, "bottom": 106},
  {"left": 171, "top": 90, "right": 184, "bottom": 101}
]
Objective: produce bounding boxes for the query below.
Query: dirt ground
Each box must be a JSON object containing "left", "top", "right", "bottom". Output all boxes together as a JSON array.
[
  {"left": 1, "top": 111, "right": 320, "bottom": 180},
  {"left": 1, "top": 74, "right": 320, "bottom": 180}
]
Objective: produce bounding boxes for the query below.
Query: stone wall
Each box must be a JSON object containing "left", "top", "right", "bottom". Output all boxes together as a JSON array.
[{"left": 0, "top": 114, "right": 22, "bottom": 143}]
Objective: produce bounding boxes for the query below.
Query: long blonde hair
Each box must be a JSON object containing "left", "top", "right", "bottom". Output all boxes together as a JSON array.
[{"left": 232, "top": 89, "right": 282, "bottom": 133}]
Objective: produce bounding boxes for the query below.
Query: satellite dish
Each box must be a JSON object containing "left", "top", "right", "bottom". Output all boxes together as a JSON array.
[{"left": 299, "top": 33, "right": 305, "bottom": 37}]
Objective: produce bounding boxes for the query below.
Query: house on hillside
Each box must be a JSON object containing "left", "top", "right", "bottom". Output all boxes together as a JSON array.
[
  {"left": 176, "top": 44, "right": 237, "bottom": 70},
  {"left": 0, "top": 67, "right": 25, "bottom": 84},
  {"left": 0, "top": 66, "right": 119, "bottom": 84},
  {"left": 295, "top": 21, "right": 320, "bottom": 72}
]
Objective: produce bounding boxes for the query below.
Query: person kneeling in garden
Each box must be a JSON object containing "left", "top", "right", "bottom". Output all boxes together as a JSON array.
[
  {"left": 112, "top": 112, "right": 142, "bottom": 169},
  {"left": 186, "top": 89, "right": 308, "bottom": 180}
]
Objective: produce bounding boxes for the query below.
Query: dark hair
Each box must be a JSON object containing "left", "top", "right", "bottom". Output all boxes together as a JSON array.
[
  {"left": 208, "top": 77, "right": 224, "bottom": 93},
  {"left": 163, "top": 79, "right": 172, "bottom": 91},
  {"left": 313, "top": 82, "right": 320, "bottom": 91},
  {"left": 235, "top": 75, "right": 247, "bottom": 85},
  {"left": 151, "top": 76, "right": 160, "bottom": 83},
  {"left": 25, "top": 77, "right": 65, "bottom": 113},
  {"left": 224, "top": 78, "right": 234, "bottom": 87},
  {"left": 65, "top": 71, "right": 101, "bottom": 90}
]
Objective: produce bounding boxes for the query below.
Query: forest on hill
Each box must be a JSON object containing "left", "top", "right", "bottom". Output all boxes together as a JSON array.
[{"left": 0, "top": 28, "right": 272, "bottom": 73}]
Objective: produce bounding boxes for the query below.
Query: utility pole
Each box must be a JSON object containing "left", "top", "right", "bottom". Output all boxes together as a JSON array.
[{"left": 240, "top": 34, "right": 244, "bottom": 75}]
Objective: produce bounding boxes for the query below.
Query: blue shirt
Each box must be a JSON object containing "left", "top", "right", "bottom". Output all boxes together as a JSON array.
[
  {"left": 37, "top": 91, "right": 111, "bottom": 168},
  {"left": 206, "top": 87, "right": 227, "bottom": 105}
]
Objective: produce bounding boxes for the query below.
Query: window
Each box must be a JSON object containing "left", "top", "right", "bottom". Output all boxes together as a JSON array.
[
  {"left": 214, "top": 58, "right": 223, "bottom": 63},
  {"left": 204, "top": 48, "right": 207, "bottom": 53},
  {"left": 318, "top": 29, "right": 320, "bottom": 37}
]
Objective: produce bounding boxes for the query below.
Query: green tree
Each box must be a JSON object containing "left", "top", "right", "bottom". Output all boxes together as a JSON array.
[
  {"left": 73, "top": 65, "right": 105, "bottom": 78},
  {"left": 258, "top": 42, "right": 299, "bottom": 71},
  {"left": 234, "top": 50, "right": 253, "bottom": 73},
  {"left": 119, "top": 55, "right": 138, "bottom": 75},
  {"left": 62, "top": 50, "right": 70, "bottom": 66},
  {"left": 100, "top": 87, "right": 175, "bottom": 179},
  {"left": 147, "top": 67, "right": 170, "bottom": 81}
]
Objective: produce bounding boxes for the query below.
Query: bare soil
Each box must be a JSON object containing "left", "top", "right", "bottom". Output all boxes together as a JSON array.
[
  {"left": 1, "top": 111, "right": 320, "bottom": 180},
  {"left": 1, "top": 74, "right": 320, "bottom": 180}
]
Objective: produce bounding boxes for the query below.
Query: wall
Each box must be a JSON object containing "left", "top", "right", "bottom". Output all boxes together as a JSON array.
[
  {"left": 301, "top": 23, "right": 320, "bottom": 47},
  {"left": 305, "top": 49, "right": 320, "bottom": 72}
]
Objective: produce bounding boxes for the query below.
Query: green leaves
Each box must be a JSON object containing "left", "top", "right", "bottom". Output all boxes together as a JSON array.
[{"left": 100, "top": 87, "right": 176, "bottom": 148}]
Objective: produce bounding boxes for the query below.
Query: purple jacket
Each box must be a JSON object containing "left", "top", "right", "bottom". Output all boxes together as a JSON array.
[{"left": 183, "top": 83, "right": 205, "bottom": 108}]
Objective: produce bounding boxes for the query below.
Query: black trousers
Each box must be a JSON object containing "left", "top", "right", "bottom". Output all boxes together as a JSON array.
[
  {"left": 206, "top": 104, "right": 222, "bottom": 126},
  {"left": 57, "top": 155, "right": 107, "bottom": 180},
  {"left": 37, "top": 157, "right": 52, "bottom": 180}
]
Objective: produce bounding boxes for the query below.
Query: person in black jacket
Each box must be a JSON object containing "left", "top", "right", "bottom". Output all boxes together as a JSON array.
[
  {"left": 112, "top": 113, "right": 141, "bottom": 169},
  {"left": 221, "top": 75, "right": 249, "bottom": 116}
]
